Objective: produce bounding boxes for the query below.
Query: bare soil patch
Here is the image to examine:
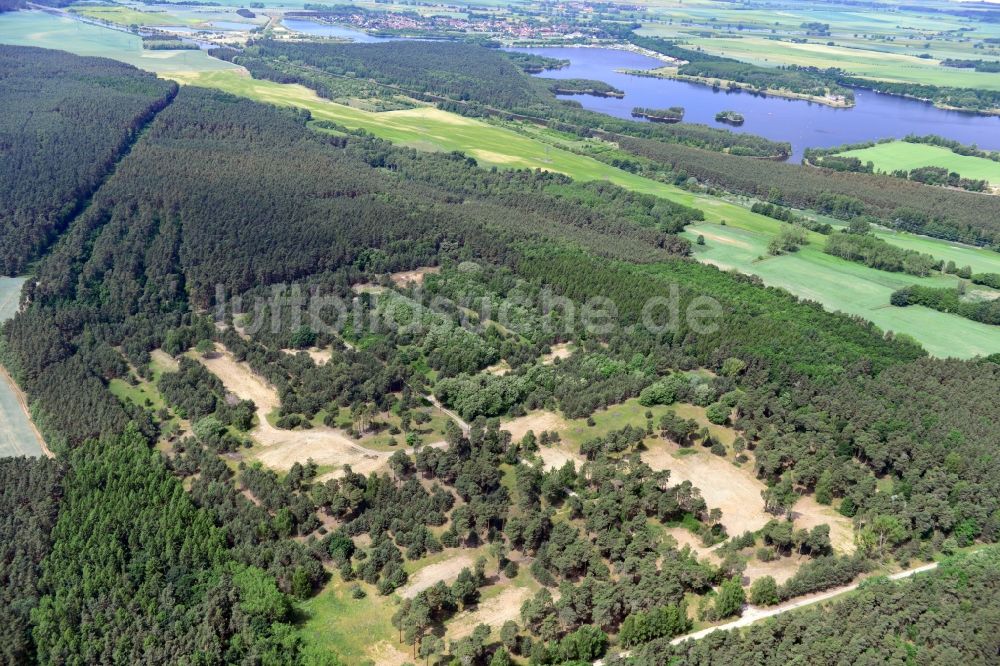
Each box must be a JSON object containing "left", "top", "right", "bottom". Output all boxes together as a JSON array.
[
  {"left": 281, "top": 347, "right": 333, "bottom": 366},
  {"left": 502, "top": 410, "right": 567, "bottom": 442},
  {"left": 399, "top": 552, "right": 476, "bottom": 599},
  {"left": 197, "top": 347, "right": 390, "bottom": 473},
  {"left": 485, "top": 360, "right": 511, "bottom": 376},
  {"left": 790, "top": 493, "right": 856, "bottom": 554},
  {"left": 446, "top": 586, "right": 532, "bottom": 640},
  {"left": 664, "top": 527, "right": 721, "bottom": 562},
  {"left": 367, "top": 641, "right": 410, "bottom": 666},
  {"left": 742, "top": 557, "right": 800, "bottom": 586},
  {"left": 390, "top": 266, "right": 439, "bottom": 287},
  {"left": 535, "top": 445, "right": 584, "bottom": 472},
  {"left": 540, "top": 342, "right": 572, "bottom": 365},
  {"left": 642, "top": 441, "right": 772, "bottom": 534}
]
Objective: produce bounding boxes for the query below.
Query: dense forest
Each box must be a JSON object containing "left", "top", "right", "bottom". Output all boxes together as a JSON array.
[
  {"left": 4, "top": 45, "right": 1000, "bottom": 665},
  {"left": 612, "top": 134, "right": 1000, "bottom": 247},
  {"left": 0, "top": 46, "right": 177, "bottom": 275}
]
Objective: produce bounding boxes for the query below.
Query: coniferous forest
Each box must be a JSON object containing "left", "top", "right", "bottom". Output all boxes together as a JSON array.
[{"left": 3, "top": 42, "right": 1000, "bottom": 666}]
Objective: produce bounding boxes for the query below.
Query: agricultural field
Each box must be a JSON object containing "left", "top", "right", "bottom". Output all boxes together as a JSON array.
[
  {"left": 71, "top": 5, "right": 203, "bottom": 27},
  {"left": 0, "top": 11, "right": 239, "bottom": 72},
  {"left": 0, "top": 277, "right": 46, "bottom": 458},
  {"left": 835, "top": 142, "right": 1000, "bottom": 186},
  {"left": 681, "top": 221, "right": 1000, "bottom": 358}
]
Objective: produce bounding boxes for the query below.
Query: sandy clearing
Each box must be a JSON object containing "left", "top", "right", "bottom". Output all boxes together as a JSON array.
[
  {"left": 197, "top": 347, "right": 391, "bottom": 473},
  {"left": 540, "top": 342, "right": 573, "bottom": 365},
  {"left": 198, "top": 348, "right": 279, "bottom": 412},
  {"left": 742, "top": 557, "right": 799, "bottom": 586},
  {"left": 446, "top": 586, "right": 532, "bottom": 640},
  {"left": 502, "top": 410, "right": 567, "bottom": 442},
  {"left": 642, "top": 442, "right": 772, "bottom": 535},
  {"left": 390, "top": 266, "right": 440, "bottom": 287},
  {"left": 664, "top": 528, "right": 721, "bottom": 562},
  {"left": 536, "top": 445, "right": 584, "bottom": 472},
  {"left": 281, "top": 347, "right": 333, "bottom": 366},
  {"left": 368, "top": 641, "right": 411, "bottom": 666},
  {"left": 485, "top": 360, "right": 511, "bottom": 376},
  {"left": 789, "top": 493, "right": 856, "bottom": 555},
  {"left": 399, "top": 552, "right": 476, "bottom": 599}
]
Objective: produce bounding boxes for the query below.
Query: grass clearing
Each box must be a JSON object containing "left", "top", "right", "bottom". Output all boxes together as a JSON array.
[
  {"left": 297, "top": 576, "right": 403, "bottom": 665},
  {"left": 836, "top": 142, "right": 1000, "bottom": 186}
]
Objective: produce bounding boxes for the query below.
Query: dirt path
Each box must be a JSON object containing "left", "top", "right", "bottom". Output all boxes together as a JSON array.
[{"left": 669, "top": 562, "right": 939, "bottom": 645}]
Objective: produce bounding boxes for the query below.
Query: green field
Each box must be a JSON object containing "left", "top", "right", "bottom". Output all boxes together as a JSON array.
[
  {"left": 0, "top": 276, "right": 46, "bottom": 458},
  {"left": 297, "top": 577, "right": 402, "bottom": 664},
  {"left": 0, "top": 11, "right": 238, "bottom": 72},
  {"left": 836, "top": 142, "right": 1000, "bottom": 186},
  {"left": 71, "top": 5, "right": 202, "bottom": 27},
  {"left": 682, "top": 221, "right": 1000, "bottom": 358}
]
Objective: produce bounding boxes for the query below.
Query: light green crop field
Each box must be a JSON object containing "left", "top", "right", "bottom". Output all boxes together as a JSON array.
[
  {"left": 682, "top": 222, "right": 1000, "bottom": 358},
  {"left": 836, "top": 142, "right": 1000, "bottom": 186},
  {"left": 71, "top": 5, "right": 202, "bottom": 27},
  {"left": 673, "top": 36, "right": 1000, "bottom": 91},
  {"left": 0, "top": 277, "right": 46, "bottom": 458},
  {"left": 0, "top": 11, "right": 239, "bottom": 72}
]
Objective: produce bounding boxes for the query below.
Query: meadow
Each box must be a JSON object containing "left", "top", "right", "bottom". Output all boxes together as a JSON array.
[
  {"left": 836, "top": 142, "right": 1000, "bottom": 186},
  {"left": 636, "top": 4, "right": 1000, "bottom": 92}
]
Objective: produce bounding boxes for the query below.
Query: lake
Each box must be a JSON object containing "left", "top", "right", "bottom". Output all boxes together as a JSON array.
[{"left": 511, "top": 47, "right": 1000, "bottom": 162}]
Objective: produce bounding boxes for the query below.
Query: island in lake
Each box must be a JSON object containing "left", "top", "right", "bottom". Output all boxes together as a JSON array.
[
  {"left": 631, "top": 105, "right": 684, "bottom": 123},
  {"left": 715, "top": 110, "right": 745, "bottom": 125}
]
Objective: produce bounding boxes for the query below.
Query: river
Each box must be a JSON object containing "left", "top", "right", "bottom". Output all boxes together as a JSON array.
[{"left": 510, "top": 46, "right": 1000, "bottom": 162}]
